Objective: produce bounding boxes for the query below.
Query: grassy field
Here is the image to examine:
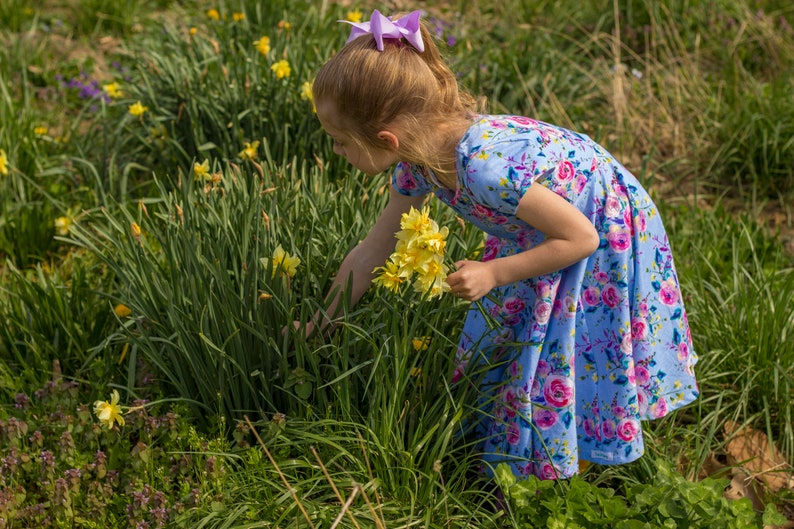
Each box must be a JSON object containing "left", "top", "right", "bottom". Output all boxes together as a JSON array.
[{"left": 0, "top": 0, "right": 792, "bottom": 527}]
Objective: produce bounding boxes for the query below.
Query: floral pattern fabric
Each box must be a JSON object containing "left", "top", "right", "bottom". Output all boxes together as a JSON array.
[{"left": 392, "top": 115, "right": 698, "bottom": 479}]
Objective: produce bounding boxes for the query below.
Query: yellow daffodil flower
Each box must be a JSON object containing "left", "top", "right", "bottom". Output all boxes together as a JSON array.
[
  {"left": 271, "top": 60, "right": 291, "bottom": 79},
  {"left": 103, "top": 82, "right": 123, "bottom": 99},
  {"left": 346, "top": 9, "right": 363, "bottom": 23},
  {"left": 128, "top": 101, "right": 148, "bottom": 116},
  {"left": 193, "top": 159, "right": 210, "bottom": 180},
  {"left": 232, "top": 12, "right": 245, "bottom": 21},
  {"left": 372, "top": 260, "right": 406, "bottom": 292},
  {"left": 412, "top": 336, "right": 431, "bottom": 351},
  {"left": 54, "top": 215, "right": 72, "bottom": 236},
  {"left": 189, "top": 27, "right": 198, "bottom": 36},
  {"left": 114, "top": 304, "right": 132, "bottom": 318},
  {"left": 239, "top": 140, "right": 260, "bottom": 161},
  {"left": 0, "top": 149, "right": 9, "bottom": 176},
  {"left": 278, "top": 20, "right": 291, "bottom": 30},
  {"left": 255, "top": 36, "right": 270, "bottom": 56},
  {"left": 93, "top": 389, "right": 125, "bottom": 429},
  {"left": 34, "top": 126, "right": 48, "bottom": 135},
  {"left": 262, "top": 245, "right": 301, "bottom": 278},
  {"left": 130, "top": 221, "right": 142, "bottom": 244},
  {"left": 207, "top": 8, "right": 220, "bottom": 20}
]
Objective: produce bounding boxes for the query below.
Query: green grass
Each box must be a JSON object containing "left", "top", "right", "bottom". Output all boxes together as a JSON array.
[{"left": 0, "top": 0, "right": 792, "bottom": 527}]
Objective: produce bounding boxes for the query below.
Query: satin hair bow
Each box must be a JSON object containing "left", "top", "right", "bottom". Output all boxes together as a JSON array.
[{"left": 341, "top": 9, "right": 425, "bottom": 52}]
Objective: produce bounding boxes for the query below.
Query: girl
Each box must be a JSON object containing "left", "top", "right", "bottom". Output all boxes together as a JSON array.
[{"left": 303, "top": 9, "right": 698, "bottom": 480}]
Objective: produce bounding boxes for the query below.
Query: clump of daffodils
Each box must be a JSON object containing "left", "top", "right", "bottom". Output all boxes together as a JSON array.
[{"left": 373, "top": 206, "right": 450, "bottom": 300}]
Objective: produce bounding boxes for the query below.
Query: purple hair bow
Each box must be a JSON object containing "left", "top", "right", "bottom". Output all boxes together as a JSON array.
[{"left": 341, "top": 9, "right": 424, "bottom": 52}]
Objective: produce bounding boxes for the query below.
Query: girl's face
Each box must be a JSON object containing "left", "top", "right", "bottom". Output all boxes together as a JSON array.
[{"left": 316, "top": 99, "right": 400, "bottom": 176}]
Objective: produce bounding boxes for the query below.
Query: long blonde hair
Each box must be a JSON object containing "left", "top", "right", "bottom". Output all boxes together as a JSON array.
[{"left": 313, "top": 14, "right": 479, "bottom": 187}]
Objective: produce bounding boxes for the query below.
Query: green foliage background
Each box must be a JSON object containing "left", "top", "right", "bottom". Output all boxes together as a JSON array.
[{"left": 0, "top": 0, "right": 792, "bottom": 527}]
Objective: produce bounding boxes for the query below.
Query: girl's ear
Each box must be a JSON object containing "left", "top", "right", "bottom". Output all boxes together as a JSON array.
[{"left": 377, "top": 130, "right": 400, "bottom": 151}]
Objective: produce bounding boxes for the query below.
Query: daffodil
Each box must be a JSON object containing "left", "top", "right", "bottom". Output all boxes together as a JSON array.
[
  {"left": 54, "top": 215, "right": 72, "bottom": 235},
  {"left": 346, "top": 9, "right": 363, "bottom": 23},
  {"left": 254, "top": 36, "right": 270, "bottom": 56},
  {"left": 34, "top": 126, "right": 48, "bottom": 135},
  {"left": 271, "top": 60, "right": 291, "bottom": 79},
  {"left": 93, "top": 389, "right": 125, "bottom": 429},
  {"left": 371, "top": 259, "right": 407, "bottom": 293},
  {"left": 193, "top": 159, "right": 210, "bottom": 180},
  {"left": 114, "top": 304, "right": 132, "bottom": 318},
  {"left": 300, "top": 81, "right": 315, "bottom": 111},
  {"left": 103, "top": 82, "right": 123, "bottom": 99},
  {"left": 262, "top": 244, "right": 301, "bottom": 278},
  {"left": 0, "top": 149, "right": 9, "bottom": 176},
  {"left": 128, "top": 101, "right": 148, "bottom": 116},
  {"left": 278, "top": 20, "right": 291, "bottom": 30},
  {"left": 239, "top": 140, "right": 259, "bottom": 161},
  {"left": 232, "top": 12, "right": 245, "bottom": 21},
  {"left": 130, "top": 221, "right": 142, "bottom": 244},
  {"left": 189, "top": 27, "right": 198, "bottom": 36},
  {"left": 207, "top": 8, "right": 220, "bottom": 20},
  {"left": 412, "top": 336, "right": 431, "bottom": 351}
]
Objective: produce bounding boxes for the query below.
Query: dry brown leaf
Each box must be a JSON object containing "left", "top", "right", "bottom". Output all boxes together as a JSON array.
[{"left": 724, "top": 420, "right": 794, "bottom": 492}]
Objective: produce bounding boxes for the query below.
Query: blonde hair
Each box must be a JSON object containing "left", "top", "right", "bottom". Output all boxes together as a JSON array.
[{"left": 313, "top": 15, "right": 479, "bottom": 187}]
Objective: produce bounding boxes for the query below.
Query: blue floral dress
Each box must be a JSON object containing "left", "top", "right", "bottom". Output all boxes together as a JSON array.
[{"left": 392, "top": 115, "right": 699, "bottom": 480}]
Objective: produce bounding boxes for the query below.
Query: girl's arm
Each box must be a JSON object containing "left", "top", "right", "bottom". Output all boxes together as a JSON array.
[
  {"left": 446, "top": 183, "right": 600, "bottom": 301},
  {"left": 302, "top": 185, "right": 427, "bottom": 336}
]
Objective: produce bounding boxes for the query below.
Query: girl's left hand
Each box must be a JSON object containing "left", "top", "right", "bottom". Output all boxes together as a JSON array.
[{"left": 447, "top": 260, "right": 497, "bottom": 302}]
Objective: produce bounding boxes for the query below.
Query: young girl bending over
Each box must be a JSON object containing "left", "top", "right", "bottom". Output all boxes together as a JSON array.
[{"left": 304, "top": 9, "right": 698, "bottom": 480}]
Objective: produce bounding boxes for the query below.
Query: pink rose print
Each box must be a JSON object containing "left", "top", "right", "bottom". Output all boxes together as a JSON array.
[
  {"left": 508, "top": 116, "right": 538, "bottom": 127},
  {"left": 533, "top": 408, "right": 558, "bottom": 430},
  {"left": 631, "top": 317, "right": 648, "bottom": 341},
  {"left": 678, "top": 342, "right": 690, "bottom": 362},
  {"left": 616, "top": 418, "right": 640, "bottom": 441},
  {"left": 504, "top": 297, "right": 527, "bottom": 315},
  {"left": 556, "top": 160, "right": 575, "bottom": 183},
  {"left": 650, "top": 397, "right": 668, "bottom": 419},
  {"left": 583, "top": 417, "right": 597, "bottom": 437},
  {"left": 483, "top": 237, "right": 499, "bottom": 261},
  {"left": 638, "top": 301, "right": 649, "bottom": 317},
  {"left": 625, "top": 360, "right": 636, "bottom": 384},
  {"left": 506, "top": 421, "right": 520, "bottom": 446},
  {"left": 574, "top": 174, "right": 587, "bottom": 194},
  {"left": 612, "top": 405, "right": 628, "bottom": 418},
  {"left": 601, "top": 420, "right": 616, "bottom": 439},
  {"left": 583, "top": 286, "right": 601, "bottom": 306},
  {"left": 634, "top": 210, "right": 647, "bottom": 233},
  {"left": 537, "top": 461, "right": 559, "bottom": 480},
  {"left": 601, "top": 284, "right": 621, "bottom": 308},
  {"left": 607, "top": 225, "right": 631, "bottom": 252},
  {"left": 659, "top": 278, "right": 679, "bottom": 306},
  {"left": 635, "top": 365, "right": 650, "bottom": 386},
  {"left": 620, "top": 333, "right": 633, "bottom": 354},
  {"left": 492, "top": 215, "right": 509, "bottom": 225},
  {"left": 472, "top": 204, "right": 494, "bottom": 220},
  {"left": 530, "top": 378, "right": 541, "bottom": 398},
  {"left": 590, "top": 157, "right": 598, "bottom": 172},
  {"left": 594, "top": 271, "right": 609, "bottom": 284},
  {"left": 543, "top": 375, "right": 574, "bottom": 408},
  {"left": 637, "top": 389, "right": 650, "bottom": 415},
  {"left": 394, "top": 166, "right": 418, "bottom": 191},
  {"left": 605, "top": 195, "right": 621, "bottom": 218},
  {"left": 536, "top": 360, "right": 551, "bottom": 377},
  {"left": 533, "top": 300, "right": 552, "bottom": 325}
]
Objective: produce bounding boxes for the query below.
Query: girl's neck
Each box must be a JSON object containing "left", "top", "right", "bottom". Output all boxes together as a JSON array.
[{"left": 432, "top": 119, "right": 471, "bottom": 189}]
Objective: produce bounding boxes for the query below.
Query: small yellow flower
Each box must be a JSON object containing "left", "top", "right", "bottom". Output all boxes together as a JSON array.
[
  {"left": 346, "top": 9, "right": 363, "bottom": 23},
  {"left": 193, "top": 159, "right": 210, "bottom": 180},
  {"left": 262, "top": 245, "right": 300, "bottom": 278},
  {"left": 258, "top": 291, "right": 273, "bottom": 302},
  {"left": 278, "top": 20, "right": 291, "bottom": 30},
  {"left": 103, "top": 82, "right": 123, "bottom": 99},
  {"left": 271, "top": 60, "right": 291, "bottom": 79},
  {"left": 371, "top": 260, "right": 406, "bottom": 293},
  {"left": 114, "top": 304, "right": 132, "bottom": 318},
  {"left": 93, "top": 389, "right": 125, "bottom": 429},
  {"left": 412, "top": 336, "right": 431, "bottom": 351},
  {"left": 128, "top": 101, "right": 148, "bottom": 117},
  {"left": 54, "top": 215, "right": 72, "bottom": 235},
  {"left": 34, "top": 126, "right": 48, "bottom": 135},
  {"left": 300, "top": 81, "right": 315, "bottom": 112},
  {"left": 410, "top": 366, "right": 422, "bottom": 377},
  {"left": 0, "top": 149, "right": 9, "bottom": 176},
  {"left": 239, "top": 140, "right": 260, "bottom": 161},
  {"left": 232, "top": 12, "right": 245, "bottom": 21},
  {"left": 254, "top": 36, "right": 270, "bottom": 56},
  {"left": 207, "top": 8, "right": 220, "bottom": 20},
  {"left": 189, "top": 27, "right": 198, "bottom": 36},
  {"left": 130, "top": 221, "right": 142, "bottom": 244}
]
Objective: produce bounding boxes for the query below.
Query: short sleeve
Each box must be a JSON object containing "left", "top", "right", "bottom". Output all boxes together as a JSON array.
[
  {"left": 391, "top": 162, "right": 434, "bottom": 197},
  {"left": 462, "top": 141, "right": 538, "bottom": 215}
]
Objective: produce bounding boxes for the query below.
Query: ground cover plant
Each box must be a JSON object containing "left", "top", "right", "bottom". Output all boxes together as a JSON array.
[{"left": 1, "top": 0, "right": 793, "bottom": 527}]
